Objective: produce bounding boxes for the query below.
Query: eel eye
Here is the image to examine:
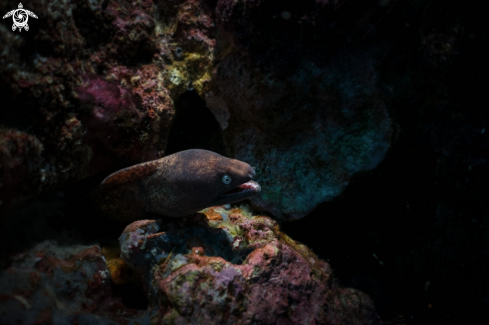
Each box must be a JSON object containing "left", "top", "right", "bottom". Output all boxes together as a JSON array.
[{"left": 222, "top": 175, "right": 232, "bottom": 185}]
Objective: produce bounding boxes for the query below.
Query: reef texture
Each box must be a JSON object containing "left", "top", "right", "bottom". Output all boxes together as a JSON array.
[
  {"left": 118, "top": 205, "right": 381, "bottom": 324},
  {"left": 0, "top": 205, "right": 381, "bottom": 324},
  {"left": 0, "top": 0, "right": 175, "bottom": 213},
  {"left": 1, "top": 0, "right": 395, "bottom": 221},
  {"left": 210, "top": 49, "right": 392, "bottom": 220},
  {"left": 0, "top": 241, "right": 151, "bottom": 324},
  {"left": 207, "top": 0, "right": 394, "bottom": 220}
]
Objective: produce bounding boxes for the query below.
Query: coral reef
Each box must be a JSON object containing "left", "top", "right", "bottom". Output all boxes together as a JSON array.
[
  {"left": 0, "top": 0, "right": 396, "bottom": 225},
  {"left": 207, "top": 0, "right": 394, "bottom": 220},
  {"left": 0, "top": 241, "right": 151, "bottom": 324},
  {"left": 119, "top": 205, "right": 382, "bottom": 324},
  {"left": 212, "top": 50, "right": 393, "bottom": 221},
  {"left": 1, "top": 0, "right": 487, "bottom": 324},
  {"left": 0, "top": 0, "right": 174, "bottom": 213},
  {"left": 1, "top": 0, "right": 395, "bottom": 221},
  {"left": 0, "top": 205, "right": 382, "bottom": 324}
]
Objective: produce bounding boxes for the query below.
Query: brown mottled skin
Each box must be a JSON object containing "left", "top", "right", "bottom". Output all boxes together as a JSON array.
[{"left": 94, "top": 149, "right": 260, "bottom": 222}]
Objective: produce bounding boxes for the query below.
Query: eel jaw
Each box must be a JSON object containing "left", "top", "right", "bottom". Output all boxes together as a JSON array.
[{"left": 212, "top": 180, "right": 261, "bottom": 206}]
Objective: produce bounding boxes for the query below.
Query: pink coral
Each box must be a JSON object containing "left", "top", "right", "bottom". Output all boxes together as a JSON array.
[
  {"left": 0, "top": 0, "right": 175, "bottom": 212},
  {"left": 117, "top": 206, "right": 381, "bottom": 324},
  {"left": 77, "top": 74, "right": 138, "bottom": 114}
]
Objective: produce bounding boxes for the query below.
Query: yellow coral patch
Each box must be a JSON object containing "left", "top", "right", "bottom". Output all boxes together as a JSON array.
[{"left": 102, "top": 245, "right": 136, "bottom": 285}]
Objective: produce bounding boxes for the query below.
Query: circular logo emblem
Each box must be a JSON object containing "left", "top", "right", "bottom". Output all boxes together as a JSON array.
[
  {"left": 13, "top": 9, "right": 28, "bottom": 29},
  {"left": 2, "top": 3, "right": 38, "bottom": 32}
]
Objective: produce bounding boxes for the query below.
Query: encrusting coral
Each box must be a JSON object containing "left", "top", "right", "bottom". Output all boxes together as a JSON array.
[
  {"left": 1, "top": 0, "right": 487, "bottom": 324},
  {"left": 208, "top": 0, "right": 395, "bottom": 221},
  {"left": 1, "top": 0, "right": 396, "bottom": 222},
  {"left": 0, "top": 204, "right": 382, "bottom": 324},
  {"left": 0, "top": 241, "right": 150, "bottom": 324},
  {"left": 0, "top": 0, "right": 174, "bottom": 213},
  {"left": 117, "top": 204, "right": 382, "bottom": 324}
]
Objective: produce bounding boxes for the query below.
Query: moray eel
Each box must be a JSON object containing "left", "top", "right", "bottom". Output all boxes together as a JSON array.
[{"left": 94, "top": 149, "right": 261, "bottom": 222}]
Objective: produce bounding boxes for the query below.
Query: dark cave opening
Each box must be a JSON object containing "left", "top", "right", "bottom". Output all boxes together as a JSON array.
[
  {"left": 165, "top": 90, "right": 226, "bottom": 156},
  {"left": 114, "top": 282, "right": 149, "bottom": 311}
]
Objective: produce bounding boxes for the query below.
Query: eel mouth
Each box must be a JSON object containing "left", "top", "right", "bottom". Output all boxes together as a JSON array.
[{"left": 213, "top": 180, "right": 261, "bottom": 206}]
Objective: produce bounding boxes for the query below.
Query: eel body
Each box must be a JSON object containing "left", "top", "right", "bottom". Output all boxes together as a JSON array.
[{"left": 94, "top": 149, "right": 260, "bottom": 222}]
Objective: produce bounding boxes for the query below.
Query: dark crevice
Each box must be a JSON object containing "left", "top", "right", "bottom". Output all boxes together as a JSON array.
[
  {"left": 165, "top": 90, "right": 226, "bottom": 156},
  {"left": 114, "top": 283, "right": 149, "bottom": 310},
  {"left": 33, "top": 39, "right": 54, "bottom": 57},
  {"left": 72, "top": 6, "right": 113, "bottom": 52},
  {"left": 0, "top": 79, "right": 38, "bottom": 131},
  {"left": 0, "top": 171, "right": 126, "bottom": 267}
]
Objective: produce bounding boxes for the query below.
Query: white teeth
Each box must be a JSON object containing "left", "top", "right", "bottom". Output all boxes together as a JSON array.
[
  {"left": 243, "top": 182, "right": 260, "bottom": 191},
  {"left": 221, "top": 181, "right": 260, "bottom": 197}
]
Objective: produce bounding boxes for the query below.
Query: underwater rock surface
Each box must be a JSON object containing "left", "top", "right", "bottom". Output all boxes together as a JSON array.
[
  {"left": 0, "top": 0, "right": 394, "bottom": 221},
  {"left": 1, "top": 0, "right": 487, "bottom": 323},
  {"left": 0, "top": 241, "right": 150, "bottom": 324},
  {"left": 211, "top": 49, "right": 392, "bottom": 221},
  {"left": 0, "top": 0, "right": 174, "bottom": 213},
  {"left": 118, "top": 205, "right": 381, "bottom": 324},
  {"left": 0, "top": 206, "right": 382, "bottom": 324},
  {"left": 208, "top": 0, "right": 394, "bottom": 220}
]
